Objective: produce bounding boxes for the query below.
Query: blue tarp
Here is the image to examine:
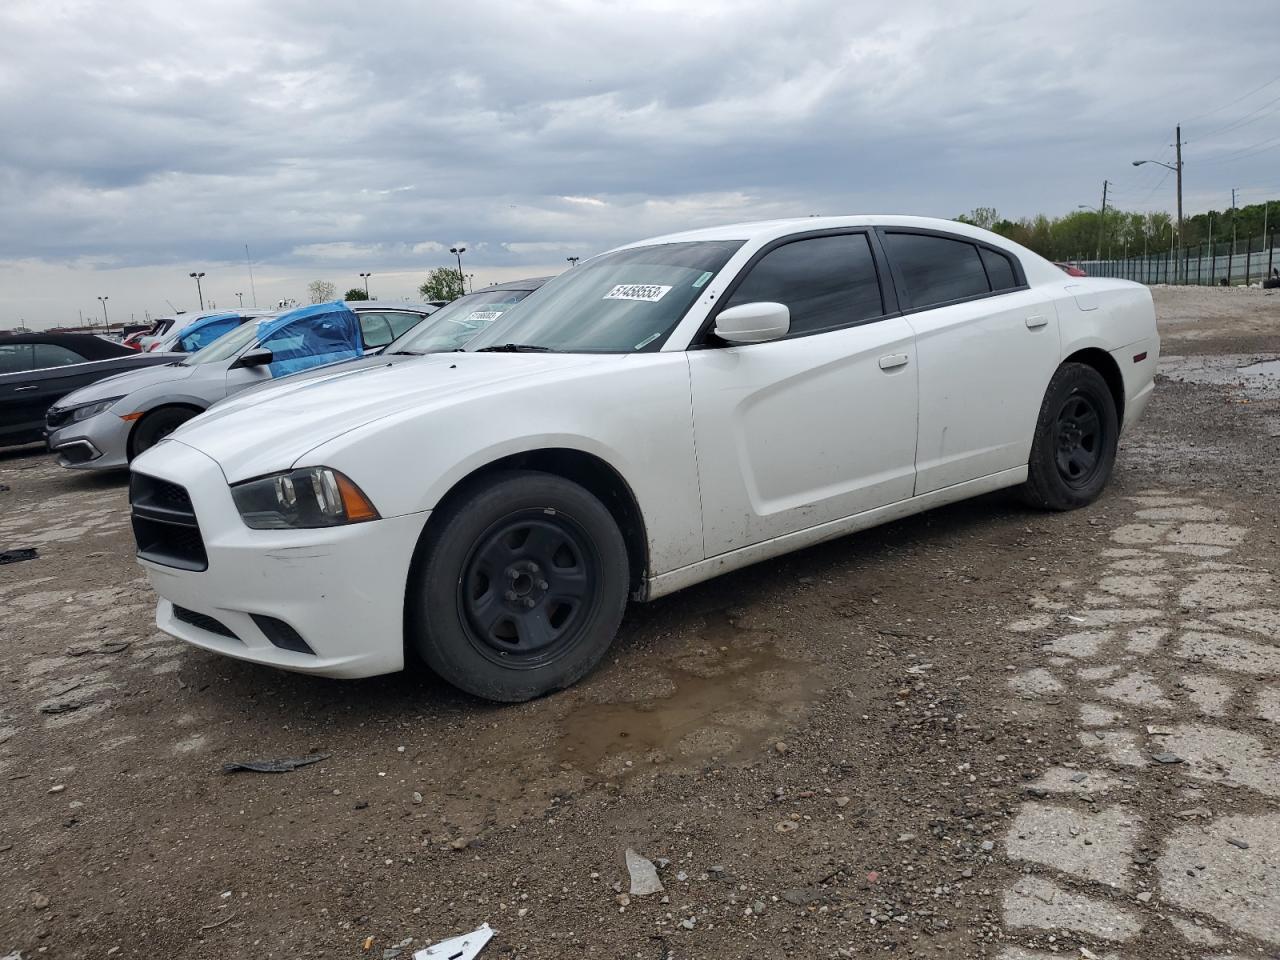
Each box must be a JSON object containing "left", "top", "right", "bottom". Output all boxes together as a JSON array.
[
  {"left": 178, "top": 312, "right": 241, "bottom": 352},
  {"left": 252, "top": 301, "right": 364, "bottom": 378}
]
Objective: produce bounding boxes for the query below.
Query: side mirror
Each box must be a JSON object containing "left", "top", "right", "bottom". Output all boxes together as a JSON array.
[
  {"left": 232, "top": 347, "right": 273, "bottom": 369},
  {"left": 712, "top": 302, "right": 791, "bottom": 344}
]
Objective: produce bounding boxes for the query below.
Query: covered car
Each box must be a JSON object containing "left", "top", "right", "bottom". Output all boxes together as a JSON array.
[{"left": 45, "top": 300, "right": 436, "bottom": 469}]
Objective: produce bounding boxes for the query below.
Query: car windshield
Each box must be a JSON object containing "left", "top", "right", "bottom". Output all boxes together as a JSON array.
[
  {"left": 182, "top": 320, "right": 262, "bottom": 365},
  {"left": 388, "top": 289, "right": 536, "bottom": 354},
  {"left": 464, "top": 240, "right": 744, "bottom": 353}
]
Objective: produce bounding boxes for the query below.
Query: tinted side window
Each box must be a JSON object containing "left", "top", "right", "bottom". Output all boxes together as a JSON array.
[
  {"left": 885, "top": 233, "right": 989, "bottom": 309},
  {"left": 0, "top": 343, "right": 34, "bottom": 374},
  {"left": 34, "top": 344, "right": 86, "bottom": 368},
  {"left": 358, "top": 314, "right": 394, "bottom": 348},
  {"left": 724, "top": 233, "right": 883, "bottom": 336},
  {"left": 980, "top": 247, "right": 1019, "bottom": 291}
]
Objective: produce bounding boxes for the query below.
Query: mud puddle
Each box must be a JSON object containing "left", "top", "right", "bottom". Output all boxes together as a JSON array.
[
  {"left": 1160, "top": 354, "right": 1280, "bottom": 399},
  {"left": 558, "top": 611, "right": 824, "bottom": 777}
]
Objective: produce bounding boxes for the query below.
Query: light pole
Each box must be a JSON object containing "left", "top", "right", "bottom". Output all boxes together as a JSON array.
[
  {"left": 359, "top": 272, "right": 372, "bottom": 297},
  {"left": 567, "top": 256, "right": 580, "bottom": 267},
  {"left": 236, "top": 292, "right": 244, "bottom": 307},
  {"left": 96, "top": 296, "right": 109, "bottom": 330},
  {"left": 449, "top": 246, "right": 466, "bottom": 296},
  {"left": 189, "top": 272, "right": 206, "bottom": 310},
  {"left": 1133, "top": 124, "right": 1184, "bottom": 278},
  {"left": 467, "top": 273, "right": 474, "bottom": 294}
]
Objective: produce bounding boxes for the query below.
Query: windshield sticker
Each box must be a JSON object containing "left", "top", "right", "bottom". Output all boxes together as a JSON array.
[
  {"left": 464, "top": 310, "right": 504, "bottom": 322},
  {"left": 604, "top": 283, "right": 672, "bottom": 303},
  {"left": 692, "top": 271, "right": 713, "bottom": 288},
  {"left": 634, "top": 332, "right": 661, "bottom": 350}
]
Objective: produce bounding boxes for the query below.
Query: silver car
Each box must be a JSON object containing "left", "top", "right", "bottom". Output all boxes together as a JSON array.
[{"left": 47, "top": 301, "right": 438, "bottom": 469}]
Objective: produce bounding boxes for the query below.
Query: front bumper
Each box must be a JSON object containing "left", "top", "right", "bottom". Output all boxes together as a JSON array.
[
  {"left": 47, "top": 410, "right": 132, "bottom": 470},
  {"left": 135, "top": 440, "right": 430, "bottom": 679}
]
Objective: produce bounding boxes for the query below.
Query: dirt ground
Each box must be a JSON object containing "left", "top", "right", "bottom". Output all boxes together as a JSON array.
[{"left": 1, "top": 285, "right": 1278, "bottom": 960}]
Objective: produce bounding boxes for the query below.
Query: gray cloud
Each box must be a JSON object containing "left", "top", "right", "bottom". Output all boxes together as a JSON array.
[{"left": 2, "top": 0, "right": 1278, "bottom": 325}]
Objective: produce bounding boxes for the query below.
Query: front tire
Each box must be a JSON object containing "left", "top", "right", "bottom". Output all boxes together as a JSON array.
[
  {"left": 1021, "top": 362, "right": 1119, "bottom": 511},
  {"left": 408, "top": 470, "right": 629, "bottom": 702},
  {"left": 129, "top": 406, "right": 199, "bottom": 460}
]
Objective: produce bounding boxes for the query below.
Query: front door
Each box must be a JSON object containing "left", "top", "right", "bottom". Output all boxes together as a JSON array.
[{"left": 687, "top": 231, "right": 919, "bottom": 558}]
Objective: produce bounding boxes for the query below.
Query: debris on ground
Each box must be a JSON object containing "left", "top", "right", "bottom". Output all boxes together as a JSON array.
[
  {"left": 1152, "top": 752, "right": 1185, "bottom": 764},
  {"left": 625, "top": 848, "right": 664, "bottom": 896},
  {"left": 65, "top": 640, "right": 131, "bottom": 657},
  {"left": 220, "top": 753, "right": 330, "bottom": 774},
  {"left": 413, "top": 923, "right": 495, "bottom": 959},
  {"left": 39, "top": 697, "right": 96, "bottom": 715},
  {"left": 0, "top": 547, "right": 38, "bottom": 565}
]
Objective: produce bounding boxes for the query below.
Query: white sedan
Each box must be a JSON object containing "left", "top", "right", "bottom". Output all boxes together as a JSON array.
[{"left": 130, "top": 216, "right": 1158, "bottom": 701}]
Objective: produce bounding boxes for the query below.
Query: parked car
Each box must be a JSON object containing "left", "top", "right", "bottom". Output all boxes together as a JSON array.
[
  {"left": 0, "top": 333, "right": 177, "bottom": 448},
  {"left": 128, "top": 216, "right": 1158, "bottom": 702},
  {"left": 216, "top": 279, "right": 551, "bottom": 397},
  {"left": 46, "top": 300, "right": 438, "bottom": 468},
  {"left": 149, "top": 310, "right": 277, "bottom": 354}
]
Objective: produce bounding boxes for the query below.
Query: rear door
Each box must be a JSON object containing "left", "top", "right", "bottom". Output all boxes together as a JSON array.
[
  {"left": 880, "top": 229, "right": 1060, "bottom": 494},
  {"left": 687, "top": 230, "right": 919, "bottom": 556}
]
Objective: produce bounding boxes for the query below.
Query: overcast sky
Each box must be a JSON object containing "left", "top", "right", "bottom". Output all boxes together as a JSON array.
[{"left": 2, "top": 0, "right": 1278, "bottom": 328}]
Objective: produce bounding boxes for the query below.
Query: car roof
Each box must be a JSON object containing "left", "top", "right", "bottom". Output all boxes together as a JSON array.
[
  {"left": 611, "top": 215, "right": 1017, "bottom": 249},
  {"left": 0, "top": 331, "right": 132, "bottom": 360},
  {"left": 350, "top": 301, "right": 440, "bottom": 312}
]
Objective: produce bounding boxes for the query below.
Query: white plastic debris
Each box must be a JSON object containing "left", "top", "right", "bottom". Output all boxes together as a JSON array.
[
  {"left": 413, "top": 923, "right": 495, "bottom": 960},
  {"left": 626, "top": 848, "right": 665, "bottom": 896}
]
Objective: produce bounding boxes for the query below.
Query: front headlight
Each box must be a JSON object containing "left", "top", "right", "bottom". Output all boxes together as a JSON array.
[
  {"left": 231, "top": 466, "right": 380, "bottom": 529},
  {"left": 66, "top": 396, "right": 125, "bottom": 422}
]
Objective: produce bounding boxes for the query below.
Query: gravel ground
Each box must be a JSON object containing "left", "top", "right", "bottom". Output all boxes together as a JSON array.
[{"left": 1, "top": 285, "right": 1278, "bottom": 960}]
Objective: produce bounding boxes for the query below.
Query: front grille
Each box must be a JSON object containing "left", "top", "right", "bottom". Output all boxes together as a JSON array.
[
  {"left": 130, "top": 473, "right": 208, "bottom": 571},
  {"left": 173, "top": 605, "right": 238, "bottom": 640},
  {"left": 46, "top": 408, "right": 73, "bottom": 431}
]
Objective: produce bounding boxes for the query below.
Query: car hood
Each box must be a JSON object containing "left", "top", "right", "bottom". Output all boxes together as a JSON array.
[
  {"left": 50, "top": 356, "right": 194, "bottom": 409},
  {"left": 218, "top": 352, "right": 397, "bottom": 406},
  {"left": 170, "top": 352, "right": 614, "bottom": 482}
]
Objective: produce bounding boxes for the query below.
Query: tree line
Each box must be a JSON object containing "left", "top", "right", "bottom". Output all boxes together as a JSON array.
[{"left": 957, "top": 198, "right": 1278, "bottom": 262}]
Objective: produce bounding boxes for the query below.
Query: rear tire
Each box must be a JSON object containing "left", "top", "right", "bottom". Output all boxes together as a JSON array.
[
  {"left": 1020, "top": 362, "right": 1119, "bottom": 511},
  {"left": 408, "top": 470, "right": 629, "bottom": 702},
  {"left": 129, "top": 406, "right": 199, "bottom": 460}
]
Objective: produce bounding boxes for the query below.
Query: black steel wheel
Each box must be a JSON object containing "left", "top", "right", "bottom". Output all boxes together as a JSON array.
[
  {"left": 460, "top": 510, "right": 601, "bottom": 669},
  {"left": 1021, "top": 362, "right": 1119, "bottom": 511},
  {"left": 1054, "top": 392, "right": 1104, "bottom": 488},
  {"left": 408, "top": 470, "right": 629, "bottom": 702}
]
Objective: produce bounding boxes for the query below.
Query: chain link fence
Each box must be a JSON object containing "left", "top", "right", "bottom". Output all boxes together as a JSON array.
[{"left": 1069, "top": 232, "right": 1279, "bottom": 287}]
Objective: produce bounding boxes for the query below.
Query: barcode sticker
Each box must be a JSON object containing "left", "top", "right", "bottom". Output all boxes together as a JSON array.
[
  {"left": 603, "top": 283, "right": 672, "bottom": 303},
  {"left": 465, "top": 311, "right": 503, "bottom": 322}
]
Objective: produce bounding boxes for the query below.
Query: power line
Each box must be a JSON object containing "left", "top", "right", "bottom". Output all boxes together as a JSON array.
[
  {"left": 1197, "top": 132, "right": 1280, "bottom": 166},
  {"left": 1189, "top": 91, "right": 1280, "bottom": 143},
  {"left": 1181, "top": 71, "right": 1280, "bottom": 125}
]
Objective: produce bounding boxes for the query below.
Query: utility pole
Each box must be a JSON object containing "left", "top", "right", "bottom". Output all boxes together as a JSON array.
[
  {"left": 1175, "top": 124, "right": 1183, "bottom": 277},
  {"left": 1096, "top": 180, "right": 1110, "bottom": 261},
  {"left": 1231, "top": 187, "right": 1238, "bottom": 259}
]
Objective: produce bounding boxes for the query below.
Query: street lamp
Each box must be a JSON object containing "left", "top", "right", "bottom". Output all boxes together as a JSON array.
[
  {"left": 96, "top": 296, "right": 109, "bottom": 330},
  {"left": 567, "top": 256, "right": 580, "bottom": 267},
  {"left": 236, "top": 292, "right": 244, "bottom": 307},
  {"left": 449, "top": 246, "right": 466, "bottom": 295},
  {"left": 189, "top": 272, "right": 206, "bottom": 310},
  {"left": 359, "top": 272, "right": 372, "bottom": 297}
]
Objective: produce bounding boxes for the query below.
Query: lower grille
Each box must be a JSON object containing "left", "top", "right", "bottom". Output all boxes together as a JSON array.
[
  {"left": 56, "top": 441, "right": 99, "bottom": 464},
  {"left": 173, "top": 605, "right": 238, "bottom": 640},
  {"left": 130, "top": 473, "right": 207, "bottom": 571},
  {"left": 251, "top": 614, "right": 315, "bottom": 655}
]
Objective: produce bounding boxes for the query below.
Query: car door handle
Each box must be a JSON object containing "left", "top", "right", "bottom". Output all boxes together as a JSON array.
[
  {"left": 14, "top": 385, "right": 38, "bottom": 392},
  {"left": 878, "top": 354, "right": 909, "bottom": 370},
  {"left": 1025, "top": 315, "right": 1049, "bottom": 329}
]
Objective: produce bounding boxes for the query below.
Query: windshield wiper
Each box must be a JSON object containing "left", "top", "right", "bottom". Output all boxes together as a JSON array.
[
  {"left": 389, "top": 350, "right": 425, "bottom": 356},
  {"left": 475, "top": 343, "right": 551, "bottom": 353}
]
